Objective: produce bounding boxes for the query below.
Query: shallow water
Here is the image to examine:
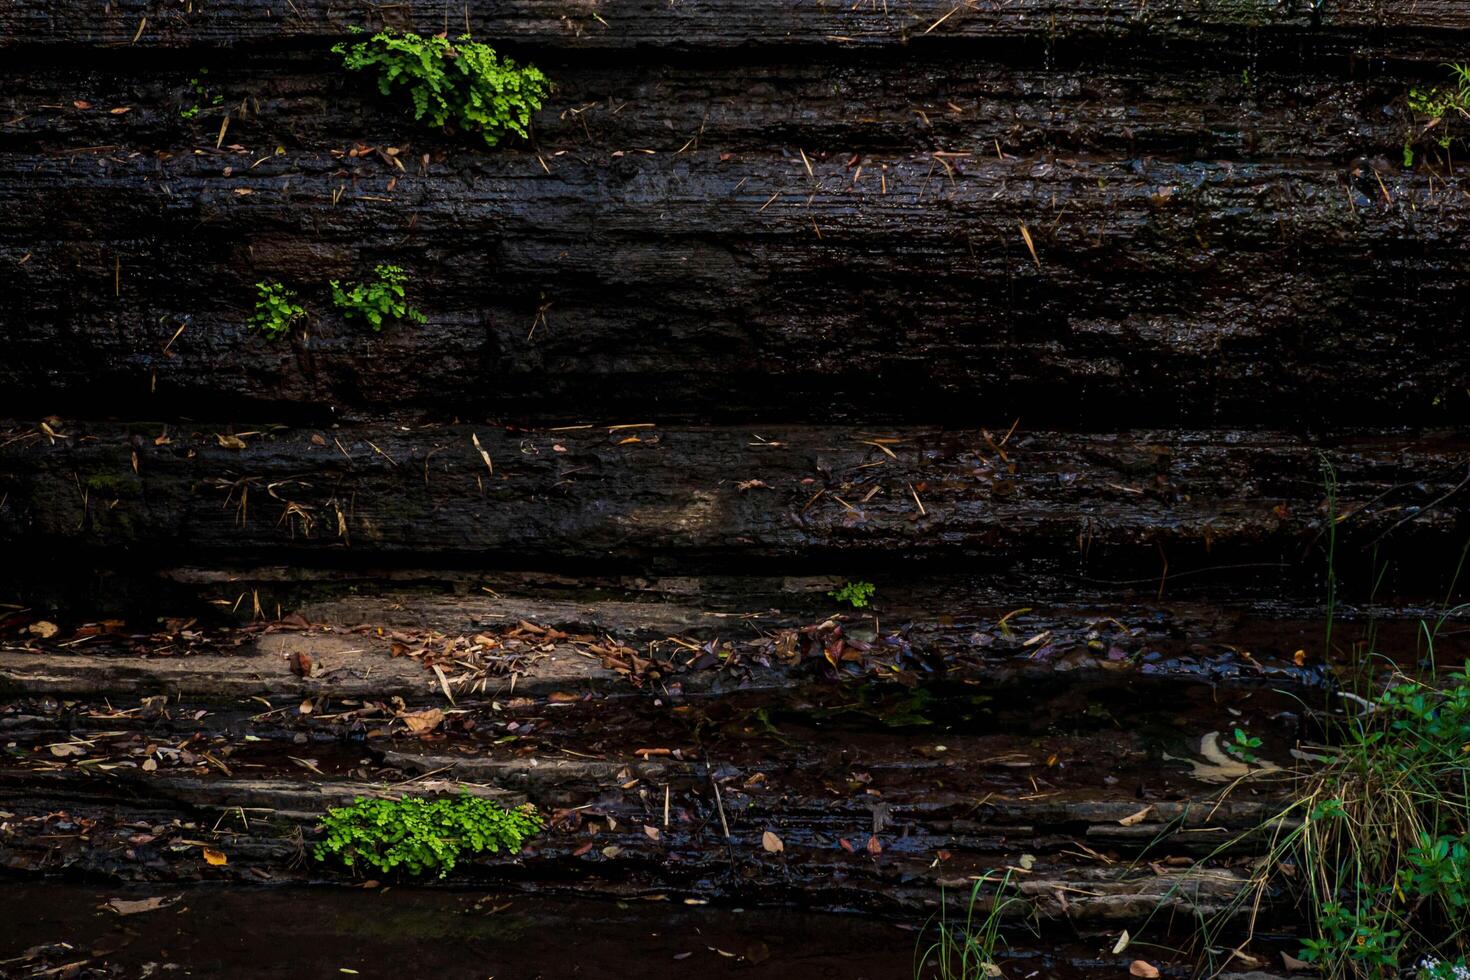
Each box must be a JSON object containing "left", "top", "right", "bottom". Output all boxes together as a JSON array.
[{"left": 1, "top": 882, "right": 919, "bottom": 979}]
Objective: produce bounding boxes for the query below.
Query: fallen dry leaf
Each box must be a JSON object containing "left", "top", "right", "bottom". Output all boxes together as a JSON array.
[
  {"left": 202, "top": 848, "right": 228, "bottom": 866},
  {"left": 106, "top": 896, "right": 176, "bottom": 916},
  {"left": 216, "top": 433, "right": 247, "bottom": 450},
  {"left": 761, "top": 830, "right": 784, "bottom": 854},
  {"left": 1129, "top": 961, "right": 1160, "bottom": 978},
  {"left": 27, "top": 620, "right": 59, "bottom": 639},
  {"left": 1119, "top": 805, "right": 1154, "bottom": 827},
  {"left": 400, "top": 707, "right": 444, "bottom": 735},
  {"left": 1112, "top": 930, "right": 1131, "bottom": 954}
]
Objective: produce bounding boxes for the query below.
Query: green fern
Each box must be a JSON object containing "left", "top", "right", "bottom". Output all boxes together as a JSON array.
[
  {"left": 314, "top": 794, "right": 542, "bottom": 878},
  {"left": 251, "top": 281, "right": 306, "bottom": 339},
  {"left": 829, "top": 580, "right": 877, "bottom": 609},
  {"left": 333, "top": 29, "right": 550, "bottom": 147},
  {"left": 330, "top": 264, "right": 427, "bottom": 331}
]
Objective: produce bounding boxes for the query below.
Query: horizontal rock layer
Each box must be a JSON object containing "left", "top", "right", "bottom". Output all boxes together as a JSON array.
[
  {"left": 1, "top": 421, "right": 1465, "bottom": 602},
  {"left": 0, "top": 1, "right": 1467, "bottom": 426},
  {"left": 4, "top": 0, "right": 1468, "bottom": 50}
]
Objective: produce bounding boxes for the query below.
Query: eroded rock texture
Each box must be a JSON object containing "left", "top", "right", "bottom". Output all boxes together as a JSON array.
[{"left": 0, "top": 1, "right": 1467, "bottom": 960}]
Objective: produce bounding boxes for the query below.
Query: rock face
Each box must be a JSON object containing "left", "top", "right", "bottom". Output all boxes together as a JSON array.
[
  {"left": 1, "top": 0, "right": 1468, "bottom": 429},
  {"left": 0, "top": 1, "right": 1467, "bottom": 971}
]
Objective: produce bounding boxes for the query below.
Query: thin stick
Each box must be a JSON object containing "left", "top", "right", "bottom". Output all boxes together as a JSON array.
[{"left": 711, "top": 775, "right": 730, "bottom": 838}]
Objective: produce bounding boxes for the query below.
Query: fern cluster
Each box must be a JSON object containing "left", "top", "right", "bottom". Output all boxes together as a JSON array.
[
  {"left": 314, "top": 794, "right": 542, "bottom": 878},
  {"left": 829, "top": 580, "right": 876, "bottom": 608},
  {"left": 251, "top": 281, "right": 306, "bottom": 338},
  {"left": 330, "top": 264, "right": 427, "bottom": 331},
  {"left": 334, "top": 29, "right": 550, "bottom": 147}
]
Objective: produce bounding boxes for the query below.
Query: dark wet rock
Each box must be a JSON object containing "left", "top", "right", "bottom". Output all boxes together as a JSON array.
[{"left": 1, "top": 0, "right": 1466, "bottom": 968}]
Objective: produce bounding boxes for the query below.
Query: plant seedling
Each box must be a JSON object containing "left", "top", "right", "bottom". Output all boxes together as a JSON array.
[{"left": 1223, "top": 727, "right": 1262, "bottom": 764}]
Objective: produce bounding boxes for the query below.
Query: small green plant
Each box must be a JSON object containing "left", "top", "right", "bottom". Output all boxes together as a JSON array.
[
  {"left": 830, "top": 580, "right": 876, "bottom": 608},
  {"left": 1298, "top": 901, "right": 1403, "bottom": 973},
  {"left": 1404, "top": 63, "right": 1470, "bottom": 166},
  {"left": 251, "top": 281, "right": 307, "bottom": 338},
  {"left": 915, "top": 870, "right": 1034, "bottom": 979},
  {"left": 330, "top": 264, "right": 427, "bottom": 330},
  {"left": 1178, "top": 660, "right": 1470, "bottom": 978},
  {"left": 333, "top": 28, "right": 550, "bottom": 147},
  {"left": 1222, "top": 726, "right": 1263, "bottom": 763},
  {"left": 1400, "top": 833, "right": 1470, "bottom": 912},
  {"left": 314, "top": 794, "right": 541, "bottom": 878},
  {"left": 181, "top": 68, "right": 225, "bottom": 120}
]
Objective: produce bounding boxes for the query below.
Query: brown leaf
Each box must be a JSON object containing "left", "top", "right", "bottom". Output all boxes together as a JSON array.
[
  {"left": 202, "top": 848, "right": 228, "bottom": 866},
  {"left": 216, "top": 433, "right": 247, "bottom": 450},
  {"left": 400, "top": 708, "right": 444, "bottom": 735},
  {"left": 1281, "top": 951, "right": 1312, "bottom": 972},
  {"left": 866, "top": 835, "right": 882, "bottom": 856},
  {"left": 1118, "top": 805, "right": 1154, "bottom": 827},
  {"left": 761, "top": 830, "right": 784, "bottom": 854},
  {"left": 27, "top": 620, "right": 59, "bottom": 639},
  {"left": 548, "top": 691, "right": 580, "bottom": 703},
  {"left": 288, "top": 651, "right": 312, "bottom": 678},
  {"left": 1129, "top": 961, "right": 1160, "bottom": 979}
]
